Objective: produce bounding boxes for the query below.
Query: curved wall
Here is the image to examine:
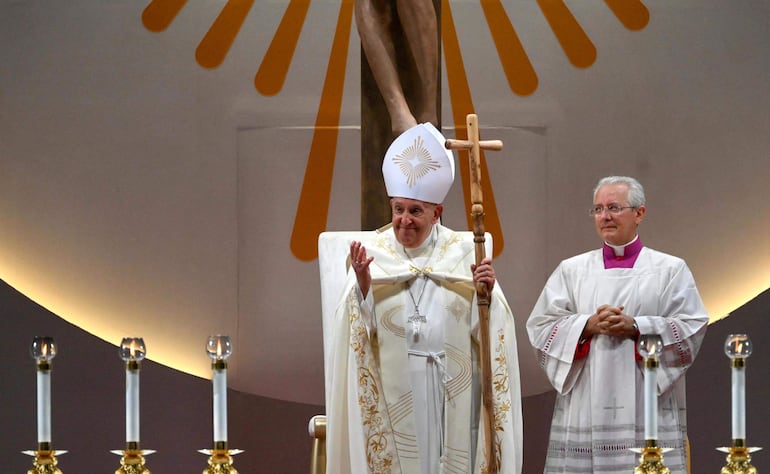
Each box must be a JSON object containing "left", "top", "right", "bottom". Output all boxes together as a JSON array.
[{"left": 3, "top": 279, "right": 768, "bottom": 472}]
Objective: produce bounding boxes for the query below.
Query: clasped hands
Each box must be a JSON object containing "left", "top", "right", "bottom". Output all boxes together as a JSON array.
[{"left": 582, "top": 304, "right": 637, "bottom": 339}]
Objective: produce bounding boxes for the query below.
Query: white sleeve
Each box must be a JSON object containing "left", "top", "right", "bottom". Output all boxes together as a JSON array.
[{"left": 356, "top": 283, "right": 377, "bottom": 337}]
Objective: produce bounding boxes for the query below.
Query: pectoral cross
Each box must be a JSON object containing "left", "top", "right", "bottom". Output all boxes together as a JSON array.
[{"left": 407, "top": 312, "right": 427, "bottom": 336}]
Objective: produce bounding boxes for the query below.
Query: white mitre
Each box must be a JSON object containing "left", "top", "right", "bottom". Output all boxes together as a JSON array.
[{"left": 382, "top": 122, "right": 456, "bottom": 204}]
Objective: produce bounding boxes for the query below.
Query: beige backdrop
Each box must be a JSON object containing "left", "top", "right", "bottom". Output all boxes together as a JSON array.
[{"left": 1, "top": 0, "right": 768, "bottom": 409}]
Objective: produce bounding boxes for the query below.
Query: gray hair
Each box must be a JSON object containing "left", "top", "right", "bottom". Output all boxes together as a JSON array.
[{"left": 593, "top": 176, "right": 646, "bottom": 207}]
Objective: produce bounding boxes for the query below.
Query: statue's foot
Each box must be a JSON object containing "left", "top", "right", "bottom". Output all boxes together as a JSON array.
[{"left": 391, "top": 114, "right": 418, "bottom": 137}]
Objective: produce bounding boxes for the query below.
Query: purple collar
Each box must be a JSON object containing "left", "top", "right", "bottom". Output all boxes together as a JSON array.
[{"left": 602, "top": 238, "right": 644, "bottom": 269}]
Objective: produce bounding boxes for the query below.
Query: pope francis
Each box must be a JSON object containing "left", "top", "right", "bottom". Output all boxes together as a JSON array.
[{"left": 323, "top": 123, "right": 523, "bottom": 474}]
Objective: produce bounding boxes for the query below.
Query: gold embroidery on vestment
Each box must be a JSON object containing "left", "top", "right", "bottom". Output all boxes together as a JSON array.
[
  {"left": 348, "top": 292, "right": 396, "bottom": 473},
  {"left": 446, "top": 295, "right": 469, "bottom": 322},
  {"left": 492, "top": 330, "right": 511, "bottom": 440}
]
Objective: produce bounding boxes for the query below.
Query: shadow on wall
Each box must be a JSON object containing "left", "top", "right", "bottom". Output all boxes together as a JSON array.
[{"left": 1, "top": 278, "right": 767, "bottom": 472}]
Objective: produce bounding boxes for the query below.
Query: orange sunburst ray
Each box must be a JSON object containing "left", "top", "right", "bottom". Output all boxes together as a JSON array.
[
  {"left": 290, "top": 0, "right": 353, "bottom": 261},
  {"left": 605, "top": 0, "right": 650, "bottom": 31},
  {"left": 537, "top": 0, "right": 596, "bottom": 68},
  {"left": 196, "top": 0, "right": 255, "bottom": 69},
  {"left": 142, "top": 0, "right": 187, "bottom": 33},
  {"left": 442, "top": 0, "right": 505, "bottom": 257},
  {"left": 254, "top": 0, "right": 312, "bottom": 96},
  {"left": 480, "top": 0, "right": 539, "bottom": 96},
  {"left": 140, "top": 0, "right": 653, "bottom": 263}
]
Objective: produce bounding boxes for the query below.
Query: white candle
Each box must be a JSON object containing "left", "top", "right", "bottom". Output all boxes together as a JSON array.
[
  {"left": 731, "top": 363, "right": 746, "bottom": 439},
  {"left": 126, "top": 366, "right": 140, "bottom": 443},
  {"left": 213, "top": 366, "right": 228, "bottom": 442},
  {"left": 206, "top": 334, "right": 232, "bottom": 445},
  {"left": 31, "top": 337, "right": 56, "bottom": 445},
  {"left": 644, "top": 363, "right": 658, "bottom": 440},
  {"left": 119, "top": 337, "right": 146, "bottom": 446},
  {"left": 724, "top": 334, "right": 751, "bottom": 442},
  {"left": 37, "top": 368, "right": 52, "bottom": 443}
]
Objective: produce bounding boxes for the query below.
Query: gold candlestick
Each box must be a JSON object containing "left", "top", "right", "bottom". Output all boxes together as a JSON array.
[
  {"left": 23, "top": 443, "right": 66, "bottom": 474},
  {"left": 632, "top": 440, "right": 671, "bottom": 474},
  {"left": 718, "top": 440, "right": 761, "bottom": 474},
  {"left": 199, "top": 443, "right": 244, "bottom": 474},
  {"left": 111, "top": 444, "right": 156, "bottom": 474}
]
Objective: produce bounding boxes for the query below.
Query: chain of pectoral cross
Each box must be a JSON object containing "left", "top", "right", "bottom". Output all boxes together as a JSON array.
[
  {"left": 405, "top": 275, "right": 428, "bottom": 335},
  {"left": 403, "top": 236, "right": 436, "bottom": 335}
]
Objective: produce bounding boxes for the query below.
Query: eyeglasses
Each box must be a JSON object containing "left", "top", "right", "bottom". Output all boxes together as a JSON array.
[{"left": 588, "top": 204, "right": 637, "bottom": 216}]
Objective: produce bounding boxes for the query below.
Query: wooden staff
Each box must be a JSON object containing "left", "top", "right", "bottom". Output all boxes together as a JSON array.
[{"left": 445, "top": 114, "right": 503, "bottom": 473}]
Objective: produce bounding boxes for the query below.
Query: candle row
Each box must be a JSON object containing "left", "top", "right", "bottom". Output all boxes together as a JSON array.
[
  {"left": 29, "top": 334, "right": 234, "bottom": 450},
  {"left": 637, "top": 333, "right": 753, "bottom": 444},
  {"left": 28, "top": 332, "right": 754, "bottom": 456}
]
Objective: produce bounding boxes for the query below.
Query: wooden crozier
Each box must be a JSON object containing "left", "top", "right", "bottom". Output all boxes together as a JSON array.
[{"left": 445, "top": 114, "right": 503, "bottom": 473}]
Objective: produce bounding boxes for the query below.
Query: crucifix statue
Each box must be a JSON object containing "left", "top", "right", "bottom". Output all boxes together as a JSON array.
[
  {"left": 446, "top": 113, "right": 504, "bottom": 474},
  {"left": 356, "top": 0, "right": 441, "bottom": 229}
]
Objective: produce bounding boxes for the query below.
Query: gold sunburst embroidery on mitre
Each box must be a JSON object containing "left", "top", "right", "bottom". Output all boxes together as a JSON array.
[{"left": 392, "top": 135, "right": 441, "bottom": 187}]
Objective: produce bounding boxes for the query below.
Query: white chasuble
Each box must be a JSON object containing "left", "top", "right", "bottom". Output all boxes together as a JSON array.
[
  {"left": 326, "top": 224, "right": 523, "bottom": 474},
  {"left": 527, "top": 247, "right": 708, "bottom": 474}
]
